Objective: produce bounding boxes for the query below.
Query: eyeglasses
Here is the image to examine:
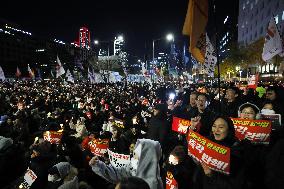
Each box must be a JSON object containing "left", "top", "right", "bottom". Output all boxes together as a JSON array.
[{"left": 241, "top": 111, "right": 255, "bottom": 115}]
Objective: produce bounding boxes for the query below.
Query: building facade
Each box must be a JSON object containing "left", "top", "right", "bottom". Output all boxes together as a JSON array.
[
  {"left": 238, "top": 0, "right": 284, "bottom": 45},
  {"left": 0, "top": 20, "right": 94, "bottom": 78}
]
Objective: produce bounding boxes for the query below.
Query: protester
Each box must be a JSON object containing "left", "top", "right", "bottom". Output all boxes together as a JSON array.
[
  {"left": 89, "top": 138, "right": 163, "bottom": 189},
  {"left": 115, "top": 176, "right": 150, "bottom": 189}
]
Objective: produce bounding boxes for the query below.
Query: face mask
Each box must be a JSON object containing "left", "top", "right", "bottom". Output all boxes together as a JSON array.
[
  {"left": 48, "top": 174, "right": 61, "bottom": 182},
  {"left": 261, "top": 109, "right": 275, "bottom": 114},
  {"left": 168, "top": 154, "right": 179, "bottom": 165},
  {"left": 130, "top": 157, "right": 139, "bottom": 176}
]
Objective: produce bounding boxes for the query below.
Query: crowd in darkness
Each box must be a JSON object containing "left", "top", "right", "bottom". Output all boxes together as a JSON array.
[{"left": 0, "top": 80, "right": 284, "bottom": 189}]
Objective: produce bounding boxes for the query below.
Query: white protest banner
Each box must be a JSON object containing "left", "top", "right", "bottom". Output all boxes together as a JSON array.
[
  {"left": 21, "top": 168, "right": 37, "bottom": 188},
  {"left": 108, "top": 149, "right": 130, "bottom": 168}
]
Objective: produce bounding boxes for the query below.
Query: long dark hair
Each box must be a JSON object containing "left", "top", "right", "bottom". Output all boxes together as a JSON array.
[
  {"left": 117, "top": 176, "right": 150, "bottom": 189},
  {"left": 209, "top": 116, "right": 237, "bottom": 147}
]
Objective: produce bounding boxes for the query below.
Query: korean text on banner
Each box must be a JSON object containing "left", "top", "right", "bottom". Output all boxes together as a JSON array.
[
  {"left": 113, "top": 118, "right": 125, "bottom": 129},
  {"left": 88, "top": 139, "right": 109, "bottom": 157},
  {"left": 43, "top": 131, "right": 63, "bottom": 144},
  {"left": 166, "top": 171, "right": 178, "bottom": 189},
  {"left": 187, "top": 130, "right": 230, "bottom": 174},
  {"left": 108, "top": 149, "right": 131, "bottom": 168},
  {"left": 231, "top": 118, "right": 272, "bottom": 144},
  {"left": 22, "top": 168, "right": 37, "bottom": 188},
  {"left": 260, "top": 114, "right": 281, "bottom": 130},
  {"left": 172, "top": 116, "right": 191, "bottom": 134}
]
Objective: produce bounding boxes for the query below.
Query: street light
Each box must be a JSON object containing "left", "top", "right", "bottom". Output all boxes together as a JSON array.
[
  {"left": 166, "top": 34, "right": 174, "bottom": 41},
  {"left": 94, "top": 40, "right": 99, "bottom": 45},
  {"left": 117, "top": 35, "right": 124, "bottom": 41}
]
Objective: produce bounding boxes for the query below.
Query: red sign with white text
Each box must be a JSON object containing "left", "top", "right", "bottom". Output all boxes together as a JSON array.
[
  {"left": 88, "top": 138, "right": 109, "bottom": 157},
  {"left": 172, "top": 116, "right": 191, "bottom": 134},
  {"left": 231, "top": 118, "right": 271, "bottom": 144},
  {"left": 187, "top": 130, "right": 230, "bottom": 174},
  {"left": 43, "top": 131, "right": 63, "bottom": 144},
  {"left": 166, "top": 171, "right": 178, "bottom": 189}
]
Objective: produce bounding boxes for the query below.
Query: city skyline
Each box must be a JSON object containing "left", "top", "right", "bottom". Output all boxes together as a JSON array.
[{"left": 0, "top": 0, "right": 189, "bottom": 57}]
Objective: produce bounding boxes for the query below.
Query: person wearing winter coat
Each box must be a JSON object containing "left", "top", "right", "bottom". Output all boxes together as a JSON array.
[
  {"left": 193, "top": 116, "right": 247, "bottom": 189},
  {"left": 165, "top": 145, "right": 196, "bottom": 189},
  {"left": 46, "top": 162, "right": 79, "bottom": 189},
  {"left": 190, "top": 93, "right": 216, "bottom": 137},
  {"left": 69, "top": 117, "right": 88, "bottom": 139},
  {"left": 89, "top": 139, "right": 163, "bottom": 189},
  {"left": 147, "top": 103, "right": 170, "bottom": 155}
]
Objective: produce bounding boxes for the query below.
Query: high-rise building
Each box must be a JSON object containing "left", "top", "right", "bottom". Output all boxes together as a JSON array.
[
  {"left": 157, "top": 52, "right": 169, "bottom": 67},
  {"left": 79, "top": 27, "right": 91, "bottom": 49},
  {"left": 114, "top": 36, "right": 124, "bottom": 55},
  {"left": 238, "top": 0, "right": 284, "bottom": 45}
]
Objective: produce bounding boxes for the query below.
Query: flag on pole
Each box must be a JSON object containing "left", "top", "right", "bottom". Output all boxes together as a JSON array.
[
  {"left": 262, "top": 17, "right": 283, "bottom": 61},
  {"left": 56, "top": 55, "right": 65, "bottom": 78},
  {"left": 66, "top": 69, "right": 74, "bottom": 83},
  {"left": 141, "top": 62, "right": 149, "bottom": 77},
  {"left": 183, "top": 0, "right": 208, "bottom": 64},
  {"left": 16, "top": 66, "right": 21, "bottom": 77},
  {"left": 27, "top": 64, "right": 35, "bottom": 79},
  {"left": 204, "top": 34, "right": 217, "bottom": 77},
  {"left": 0, "top": 66, "right": 5, "bottom": 81},
  {"left": 278, "top": 36, "right": 284, "bottom": 57}
]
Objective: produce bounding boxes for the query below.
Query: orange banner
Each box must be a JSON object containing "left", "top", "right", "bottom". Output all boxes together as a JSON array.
[
  {"left": 88, "top": 138, "right": 109, "bottom": 157},
  {"left": 187, "top": 130, "right": 230, "bottom": 174},
  {"left": 172, "top": 116, "right": 191, "bottom": 134},
  {"left": 166, "top": 171, "right": 178, "bottom": 189},
  {"left": 231, "top": 118, "right": 272, "bottom": 144},
  {"left": 43, "top": 131, "right": 63, "bottom": 144}
]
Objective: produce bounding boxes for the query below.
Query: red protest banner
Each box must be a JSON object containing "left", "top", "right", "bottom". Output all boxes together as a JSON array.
[
  {"left": 247, "top": 74, "right": 259, "bottom": 89},
  {"left": 187, "top": 130, "right": 230, "bottom": 174},
  {"left": 88, "top": 138, "right": 109, "bottom": 156},
  {"left": 166, "top": 171, "right": 178, "bottom": 189},
  {"left": 43, "top": 131, "right": 63, "bottom": 144},
  {"left": 231, "top": 118, "right": 272, "bottom": 144},
  {"left": 172, "top": 116, "right": 191, "bottom": 134}
]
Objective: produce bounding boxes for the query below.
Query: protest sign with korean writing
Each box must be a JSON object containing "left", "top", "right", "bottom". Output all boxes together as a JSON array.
[
  {"left": 187, "top": 130, "right": 230, "bottom": 174},
  {"left": 166, "top": 171, "right": 178, "bottom": 189},
  {"left": 231, "top": 118, "right": 272, "bottom": 144},
  {"left": 88, "top": 139, "right": 109, "bottom": 156},
  {"left": 260, "top": 114, "right": 281, "bottom": 130},
  {"left": 43, "top": 131, "right": 63, "bottom": 144},
  {"left": 172, "top": 116, "right": 191, "bottom": 134},
  {"left": 112, "top": 118, "right": 125, "bottom": 129},
  {"left": 21, "top": 168, "right": 37, "bottom": 188},
  {"left": 108, "top": 149, "right": 130, "bottom": 168}
]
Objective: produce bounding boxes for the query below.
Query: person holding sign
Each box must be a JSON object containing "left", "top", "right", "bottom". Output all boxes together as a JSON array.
[
  {"left": 193, "top": 116, "right": 247, "bottom": 189},
  {"left": 165, "top": 145, "right": 196, "bottom": 189},
  {"left": 89, "top": 139, "right": 163, "bottom": 189},
  {"left": 238, "top": 102, "right": 261, "bottom": 120}
]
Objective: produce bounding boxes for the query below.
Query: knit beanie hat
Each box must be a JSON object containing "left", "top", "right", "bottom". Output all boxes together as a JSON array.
[{"left": 54, "top": 162, "right": 71, "bottom": 179}]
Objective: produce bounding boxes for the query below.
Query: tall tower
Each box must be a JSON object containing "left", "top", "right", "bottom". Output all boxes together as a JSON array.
[
  {"left": 79, "top": 27, "right": 91, "bottom": 49},
  {"left": 114, "top": 36, "right": 124, "bottom": 55}
]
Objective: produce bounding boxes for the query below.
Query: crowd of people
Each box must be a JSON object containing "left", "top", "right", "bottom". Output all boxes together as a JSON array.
[{"left": 0, "top": 80, "right": 284, "bottom": 189}]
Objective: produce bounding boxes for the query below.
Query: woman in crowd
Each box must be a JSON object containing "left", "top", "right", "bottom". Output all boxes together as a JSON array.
[{"left": 192, "top": 116, "right": 247, "bottom": 189}]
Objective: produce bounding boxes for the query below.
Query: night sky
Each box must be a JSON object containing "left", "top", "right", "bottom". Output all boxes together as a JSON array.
[
  {"left": 0, "top": 0, "right": 189, "bottom": 58},
  {"left": 0, "top": 0, "right": 238, "bottom": 60}
]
